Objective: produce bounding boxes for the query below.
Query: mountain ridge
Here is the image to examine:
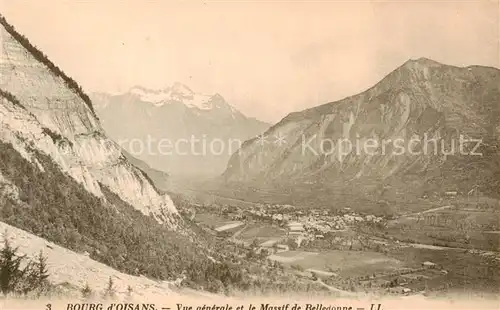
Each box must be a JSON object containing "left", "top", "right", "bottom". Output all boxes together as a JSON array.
[
  {"left": 275, "top": 58, "right": 500, "bottom": 126},
  {"left": 92, "top": 84, "right": 270, "bottom": 177},
  {"left": 222, "top": 58, "right": 500, "bottom": 207},
  {"left": 0, "top": 13, "right": 179, "bottom": 225},
  {"left": 0, "top": 14, "right": 98, "bottom": 118}
]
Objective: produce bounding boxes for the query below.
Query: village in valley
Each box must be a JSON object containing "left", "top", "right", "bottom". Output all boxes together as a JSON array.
[{"left": 174, "top": 190, "right": 500, "bottom": 297}]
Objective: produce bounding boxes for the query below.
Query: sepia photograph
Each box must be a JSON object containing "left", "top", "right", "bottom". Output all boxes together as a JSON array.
[{"left": 0, "top": 0, "right": 498, "bottom": 309}]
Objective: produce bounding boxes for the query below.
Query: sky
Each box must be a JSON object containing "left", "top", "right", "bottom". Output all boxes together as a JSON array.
[{"left": 1, "top": 0, "right": 499, "bottom": 123}]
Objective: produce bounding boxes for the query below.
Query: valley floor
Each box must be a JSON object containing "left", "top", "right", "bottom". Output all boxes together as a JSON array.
[{"left": 176, "top": 188, "right": 500, "bottom": 298}]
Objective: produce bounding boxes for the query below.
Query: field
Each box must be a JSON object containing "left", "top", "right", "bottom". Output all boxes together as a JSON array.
[
  {"left": 385, "top": 246, "right": 500, "bottom": 294},
  {"left": 238, "top": 223, "right": 287, "bottom": 243},
  {"left": 183, "top": 187, "right": 500, "bottom": 296},
  {"left": 269, "top": 250, "right": 405, "bottom": 278},
  {"left": 193, "top": 213, "right": 231, "bottom": 229},
  {"left": 266, "top": 245, "right": 500, "bottom": 294},
  {"left": 384, "top": 201, "right": 500, "bottom": 251},
  {"left": 215, "top": 221, "right": 244, "bottom": 232}
]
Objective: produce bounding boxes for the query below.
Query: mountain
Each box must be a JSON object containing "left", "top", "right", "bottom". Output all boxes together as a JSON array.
[
  {"left": 0, "top": 15, "right": 178, "bottom": 226},
  {"left": 222, "top": 58, "right": 500, "bottom": 209},
  {"left": 0, "top": 15, "right": 279, "bottom": 295},
  {"left": 91, "top": 84, "right": 270, "bottom": 177}
]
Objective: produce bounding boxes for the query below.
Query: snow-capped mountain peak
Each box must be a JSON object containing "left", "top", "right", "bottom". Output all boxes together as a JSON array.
[
  {"left": 170, "top": 82, "right": 195, "bottom": 97},
  {"left": 129, "top": 86, "right": 171, "bottom": 106},
  {"left": 91, "top": 84, "right": 270, "bottom": 176},
  {"left": 127, "top": 83, "right": 219, "bottom": 111}
]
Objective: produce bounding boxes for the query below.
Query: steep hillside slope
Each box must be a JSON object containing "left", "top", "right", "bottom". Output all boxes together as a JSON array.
[
  {"left": 0, "top": 16, "right": 276, "bottom": 295},
  {"left": 121, "top": 149, "right": 170, "bottom": 190},
  {"left": 223, "top": 59, "right": 500, "bottom": 206},
  {"left": 0, "top": 134, "right": 267, "bottom": 294},
  {"left": 0, "top": 15, "right": 178, "bottom": 225},
  {"left": 0, "top": 220, "right": 176, "bottom": 300},
  {"left": 92, "top": 85, "right": 270, "bottom": 177}
]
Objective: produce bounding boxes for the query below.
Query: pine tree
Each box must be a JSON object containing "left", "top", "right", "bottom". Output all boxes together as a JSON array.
[
  {"left": 0, "top": 231, "right": 26, "bottom": 295},
  {"left": 32, "top": 250, "right": 50, "bottom": 295},
  {"left": 102, "top": 276, "right": 116, "bottom": 300},
  {"left": 0, "top": 232, "right": 51, "bottom": 297},
  {"left": 81, "top": 283, "right": 93, "bottom": 299},
  {"left": 125, "top": 285, "right": 133, "bottom": 301}
]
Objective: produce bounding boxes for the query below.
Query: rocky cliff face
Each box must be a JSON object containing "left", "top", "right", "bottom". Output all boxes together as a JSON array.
[
  {"left": 0, "top": 15, "right": 178, "bottom": 226},
  {"left": 223, "top": 58, "right": 500, "bottom": 202},
  {"left": 92, "top": 85, "right": 270, "bottom": 177}
]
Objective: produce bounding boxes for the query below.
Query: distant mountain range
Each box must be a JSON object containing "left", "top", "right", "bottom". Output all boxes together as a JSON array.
[
  {"left": 223, "top": 58, "right": 500, "bottom": 209},
  {"left": 91, "top": 84, "right": 270, "bottom": 177}
]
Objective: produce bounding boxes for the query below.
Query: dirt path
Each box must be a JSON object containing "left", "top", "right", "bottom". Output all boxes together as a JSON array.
[
  {"left": 314, "top": 278, "right": 355, "bottom": 296},
  {"left": 369, "top": 233, "right": 500, "bottom": 257},
  {"left": 396, "top": 241, "right": 500, "bottom": 261},
  {"left": 404, "top": 205, "right": 454, "bottom": 218}
]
